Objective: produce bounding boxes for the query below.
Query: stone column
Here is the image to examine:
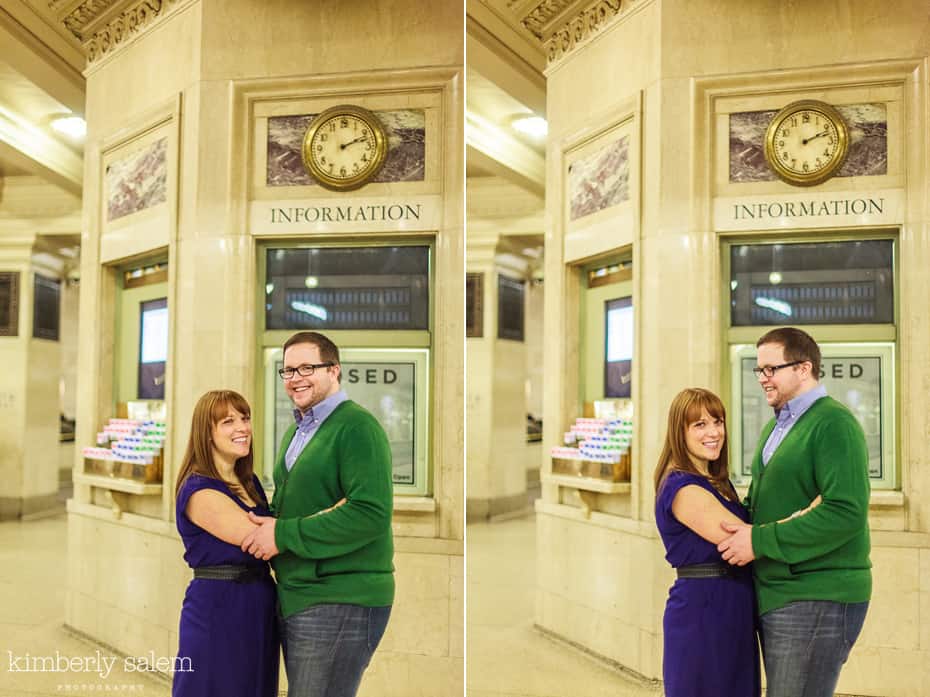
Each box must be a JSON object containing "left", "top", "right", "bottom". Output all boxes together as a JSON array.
[{"left": 0, "top": 235, "right": 65, "bottom": 519}]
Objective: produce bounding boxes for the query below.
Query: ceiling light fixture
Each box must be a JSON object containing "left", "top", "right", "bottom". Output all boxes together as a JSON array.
[
  {"left": 511, "top": 115, "right": 548, "bottom": 138},
  {"left": 51, "top": 115, "right": 86, "bottom": 139}
]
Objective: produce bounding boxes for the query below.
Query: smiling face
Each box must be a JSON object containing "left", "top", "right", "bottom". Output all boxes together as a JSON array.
[
  {"left": 282, "top": 342, "right": 341, "bottom": 414},
  {"left": 756, "top": 342, "right": 808, "bottom": 411},
  {"left": 210, "top": 407, "right": 252, "bottom": 467},
  {"left": 684, "top": 407, "right": 725, "bottom": 470}
]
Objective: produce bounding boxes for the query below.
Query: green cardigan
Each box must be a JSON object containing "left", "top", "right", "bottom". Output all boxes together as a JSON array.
[
  {"left": 270, "top": 400, "right": 395, "bottom": 618},
  {"left": 746, "top": 395, "right": 872, "bottom": 616}
]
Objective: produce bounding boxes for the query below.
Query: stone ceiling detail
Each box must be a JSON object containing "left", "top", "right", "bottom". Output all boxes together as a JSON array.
[
  {"left": 47, "top": 0, "right": 188, "bottom": 63},
  {"left": 491, "top": 0, "right": 638, "bottom": 66},
  {"left": 516, "top": 0, "right": 576, "bottom": 39}
]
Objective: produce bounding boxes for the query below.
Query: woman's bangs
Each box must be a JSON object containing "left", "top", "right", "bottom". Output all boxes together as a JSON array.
[
  {"left": 210, "top": 391, "right": 251, "bottom": 423},
  {"left": 684, "top": 392, "right": 725, "bottom": 424}
]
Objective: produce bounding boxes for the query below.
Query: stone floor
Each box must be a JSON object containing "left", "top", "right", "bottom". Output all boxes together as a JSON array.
[
  {"left": 0, "top": 515, "right": 170, "bottom": 697},
  {"left": 467, "top": 514, "right": 662, "bottom": 697},
  {"left": 1, "top": 505, "right": 660, "bottom": 697}
]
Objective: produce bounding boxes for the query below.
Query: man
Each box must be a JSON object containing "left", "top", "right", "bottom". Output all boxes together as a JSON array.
[
  {"left": 717, "top": 327, "right": 871, "bottom": 697},
  {"left": 242, "top": 331, "right": 394, "bottom": 697}
]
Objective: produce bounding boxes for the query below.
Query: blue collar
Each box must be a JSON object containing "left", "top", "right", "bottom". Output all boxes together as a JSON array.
[
  {"left": 292, "top": 389, "right": 348, "bottom": 427},
  {"left": 776, "top": 383, "right": 827, "bottom": 421}
]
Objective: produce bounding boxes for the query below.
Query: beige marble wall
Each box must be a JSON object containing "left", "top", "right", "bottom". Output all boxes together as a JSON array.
[
  {"left": 199, "top": 0, "right": 463, "bottom": 82},
  {"left": 60, "top": 278, "right": 79, "bottom": 421},
  {"left": 0, "top": 244, "right": 31, "bottom": 517},
  {"left": 525, "top": 278, "right": 544, "bottom": 421},
  {"left": 23, "top": 325, "right": 61, "bottom": 500},
  {"left": 69, "top": 2, "right": 463, "bottom": 694},
  {"left": 0, "top": 178, "right": 81, "bottom": 518},
  {"left": 466, "top": 178, "right": 545, "bottom": 519},
  {"left": 0, "top": 237, "right": 67, "bottom": 518},
  {"left": 466, "top": 243, "right": 495, "bottom": 506},
  {"left": 465, "top": 237, "right": 530, "bottom": 520},
  {"left": 537, "top": 1, "right": 930, "bottom": 694}
]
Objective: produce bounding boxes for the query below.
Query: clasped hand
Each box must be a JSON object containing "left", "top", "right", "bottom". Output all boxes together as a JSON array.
[
  {"left": 717, "top": 521, "right": 754, "bottom": 566},
  {"left": 241, "top": 512, "right": 278, "bottom": 560},
  {"left": 240, "top": 498, "right": 347, "bottom": 560},
  {"left": 717, "top": 495, "right": 822, "bottom": 566}
]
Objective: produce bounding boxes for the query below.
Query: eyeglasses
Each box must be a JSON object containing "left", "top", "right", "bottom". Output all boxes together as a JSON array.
[
  {"left": 752, "top": 361, "right": 803, "bottom": 378},
  {"left": 278, "top": 362, "right": 334, "bottom": 380}
]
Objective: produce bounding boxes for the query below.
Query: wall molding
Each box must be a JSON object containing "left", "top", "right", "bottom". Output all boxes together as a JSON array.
[{"left": 50, "top": 0, "right": 196, "bottom": 66}]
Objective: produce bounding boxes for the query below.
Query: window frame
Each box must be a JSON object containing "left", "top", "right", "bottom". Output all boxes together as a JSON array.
[
  {"left": 255, "top": 237, "right": 435, "bottom": 494},
  {"left": 720, "top": 229, "right": 899, "bottom": 490}
]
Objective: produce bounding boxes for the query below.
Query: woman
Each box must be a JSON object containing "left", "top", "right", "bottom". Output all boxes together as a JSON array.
[
  {"left": 653, "top": 388, "right": 760, "bottom": 697},
  {"left": 173, "top": 390, "right": 278, "bottom": 697}
]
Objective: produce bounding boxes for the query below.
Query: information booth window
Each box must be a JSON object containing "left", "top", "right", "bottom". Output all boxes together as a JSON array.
[
  {"left": 580, "top": 259, "right": 633, "bottom": 407},
  {"left": 265, "top": 247, "right": 429, "bottom": 330},
  {"left": 725, "top": 237, "right": 897, "bottom": 489},
  {"left": 259, "top": 243, "right": 433, "bottom": 496}
]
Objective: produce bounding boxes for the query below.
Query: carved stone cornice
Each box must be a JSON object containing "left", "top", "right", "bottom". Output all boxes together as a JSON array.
[
  {"left": 515, "top": 0, "right": 576, "bottom": 40},
  {"left": 59, "top": 0, "right": 113, "bottom": 40},
  {"left": 542, "top": 0, "right": 624, "bottom": 64},
  {"left": 498, "top": 0, "right": 637, "bottom": 66},
  {"left": 48, "top": 0, "right": 188, "bottom": 64}
]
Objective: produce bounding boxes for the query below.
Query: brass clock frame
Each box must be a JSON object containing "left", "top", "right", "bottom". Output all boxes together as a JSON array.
[
  {"left": 763, "top": 100, "right": 849, "bottom": 187},
  {"left": 301, "top": 104, "right": 388, "bottom": 191}
]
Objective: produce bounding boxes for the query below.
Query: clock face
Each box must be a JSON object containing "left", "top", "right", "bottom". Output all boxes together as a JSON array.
[
  {"left": 764, "top": 101, "right": 849, "bottom": 186},
  {"left": 301, "top": 106, "right": 387, "bottom": 190}
]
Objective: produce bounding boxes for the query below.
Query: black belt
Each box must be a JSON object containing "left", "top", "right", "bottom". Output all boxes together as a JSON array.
[
  {"left": 193, "top": 564, "right": 268, "bottom": 583},
  {"left": 676, "top": 562, "right": 735, "bottom": 579}
]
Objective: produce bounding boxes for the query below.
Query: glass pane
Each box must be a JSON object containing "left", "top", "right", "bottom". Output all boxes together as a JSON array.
[
  {"left": 497, "top": 275, "right": 524, "bottom": 341},
  {"left": 466, "top": 273, "right": 483, "bottom": 338},
  {"left": 730, "top": 240, "right": 893, "bottom": 326},
  {"left": 732, "top": 343, "right": 894, "bottom": 487},
  {"left": 33, "top": 274, "right": 60, "bottom": 341},
  {"left": 604, "top": 297, "right": 633, "bottom": 398},
  {"left": 263, "top": 347, "right": 431, "bottom": 495},
  {"left": 0, "top": 272, "right": 19, "bottom": 336},
  {"left": 138, "top": 298, "right": 168, "bottom": 400},
  {"left": 265, "top": 246, "right": 429, "bottom": 330}
]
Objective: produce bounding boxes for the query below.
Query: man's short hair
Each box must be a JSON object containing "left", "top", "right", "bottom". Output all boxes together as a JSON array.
[
  {"left": 283, "top": 331, "right": 341, "bottom": 366},
  {"left": 756, "top": 327, "right": 821, "bottom": 378}
]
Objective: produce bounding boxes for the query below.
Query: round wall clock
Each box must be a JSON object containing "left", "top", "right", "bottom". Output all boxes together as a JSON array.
[
  {"left": 763, "top": 100, "right": 849, "bottom": 187},
  {"left": 301, "top": 105, "right": 388, "bottom": 191}
]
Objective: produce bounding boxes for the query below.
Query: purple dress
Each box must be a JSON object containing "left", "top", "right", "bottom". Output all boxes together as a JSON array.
[
  {"left": 173, "top": 474, "right": 279, "bottom": 697},
  {"left": 655, "top": 470, "right": 760, "bottom": 697}
]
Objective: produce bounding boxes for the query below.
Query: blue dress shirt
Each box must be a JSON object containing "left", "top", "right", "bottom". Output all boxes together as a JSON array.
[
  {"left": 761, "top": 384, "right": 828, "bottom": 466},
  {"left": 284, "top": 389, "right": 349, "bottom": 471}
]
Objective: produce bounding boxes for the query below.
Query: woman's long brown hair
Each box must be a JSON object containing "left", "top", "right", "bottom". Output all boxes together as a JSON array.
[
  {"left": 174, "top": 390, "right": 261, "bottom": 504},
  {"left": 653, "top": 388, "right": 737, "bottom": 501}
]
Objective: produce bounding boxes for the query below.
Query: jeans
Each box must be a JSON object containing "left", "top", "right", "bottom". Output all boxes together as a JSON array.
[
  {"left": 760, "top": 600, "right": 869, "bottom": 697},
  {"left": 282, "top": 603, "right": 392, "bottom": 697}
]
